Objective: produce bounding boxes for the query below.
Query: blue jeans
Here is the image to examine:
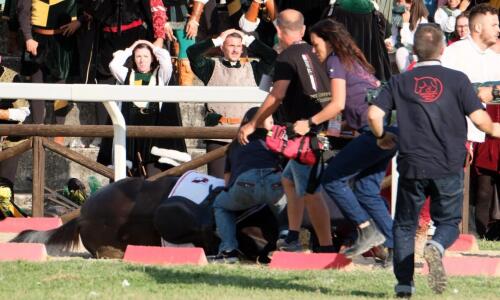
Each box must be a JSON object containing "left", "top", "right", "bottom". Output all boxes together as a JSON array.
[
  {"left": 213, "top": 168, "right": 285, "bottom": 252},
  {"left": 394, "top": 172, "right": 464, "bottom": 290},
  {"left": 321, "top": 128, "right": 397, "bottom": 248}
]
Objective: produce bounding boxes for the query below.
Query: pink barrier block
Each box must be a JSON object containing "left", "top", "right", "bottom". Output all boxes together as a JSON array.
[
  {"left": 269, "top": 252, "right": 351, "bottom": 270},
  {"left": 0, "top": 217, "right": 62, "bottom": 233},
  {"left": 0, "top": 243, "right": 47, "bottom": 262},
  {"left": 422, "top": 256, "right": 500, "bottom": 276},
  {"left": 123, "top": 245, "right": 208, "bottom": 266},
  {"left": 448, "top": 234, "right": 479, "bottom": 252}
]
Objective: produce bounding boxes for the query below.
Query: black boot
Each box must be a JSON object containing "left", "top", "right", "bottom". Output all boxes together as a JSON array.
[{"left": 341, "top": 220, "right": 386, "bottom": 258}]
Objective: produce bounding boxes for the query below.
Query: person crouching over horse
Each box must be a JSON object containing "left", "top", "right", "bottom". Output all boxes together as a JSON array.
[
  {"left": 98, "top": 39, "right": 186, "bottom": 177},
  {"left": 211, "top": 107, "right": 286, "bottom": 263}
]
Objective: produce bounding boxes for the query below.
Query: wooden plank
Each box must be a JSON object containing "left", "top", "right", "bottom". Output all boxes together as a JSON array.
[
  {"left": 44, "top": 186, "right": 80, "bottom": 209},
  {"left": 0, "top": 139, "right": 32, "bottom": 162},
  {"left": 462, "top": 163, "right": 470, "bottom": 234},
  {"left": 43, "top": 138, "right": 114, "bottom": 180},
  {"left": 0, "top": 125, "right": 238, "bottom": 139},
  {"left": 46, "top": 196, "right": 75, "bottom": 209},
  {"left": 0, "top": 124, "right": 358, "bottom": 140},
  {"left": 32, "top": 137, "right": 45, "bottom": 217},
  {"left": 147, "top": 144, "right": 229, "bottom": 181}
]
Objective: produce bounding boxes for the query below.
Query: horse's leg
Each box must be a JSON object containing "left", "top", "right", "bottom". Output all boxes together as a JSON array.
[{"left": 79, "top": 219, "right": 127, "bottom": 258}]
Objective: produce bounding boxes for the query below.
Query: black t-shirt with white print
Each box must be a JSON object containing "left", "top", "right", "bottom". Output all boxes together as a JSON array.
[{"left": 273, "top": 42, "right": 331, "bottom": 124}]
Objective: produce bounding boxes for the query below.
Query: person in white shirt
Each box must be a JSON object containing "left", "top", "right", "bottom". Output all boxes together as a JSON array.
[
  {"left": 442, "top": 4, "right": 500, "bottom": 142},
  {"left": 98, "top": 39, "right": 187, "bottom": 177},
  {"left": 387, "top": 0, "right": 429, "bottom": 72},
  {"left": 441, "top": 4, "right": 500, "bottom": 238},
  {"left": 434, "top": 0, "right": 470, "bottom": 41}
]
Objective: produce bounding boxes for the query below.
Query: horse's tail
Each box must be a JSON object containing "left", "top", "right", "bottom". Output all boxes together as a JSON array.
[{"left": 10, "top": 218, "right": 81, "bottom": 256}]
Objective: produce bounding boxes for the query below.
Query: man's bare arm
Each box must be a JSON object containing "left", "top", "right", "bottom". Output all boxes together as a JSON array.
[
  {"left": 237, "top": 79, "right": 290, "bottom": 144},
  {"left": 469, "top": 109, "right": 500, "bottom": 138}
]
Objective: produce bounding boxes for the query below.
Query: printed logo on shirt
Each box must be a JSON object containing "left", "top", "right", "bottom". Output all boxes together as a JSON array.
[
  {"left": 301, "top": 54, "right": 318, "bottom": 92},
  {"left": 414, "top": 76, "right": 443, "bottom": 102}
]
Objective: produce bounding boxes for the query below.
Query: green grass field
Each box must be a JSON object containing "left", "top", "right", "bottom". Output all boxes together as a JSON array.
[
  {"left": 477, "top": 239, "right": 500, "bottom": 251},
  {"left": 1, "top": 257, "right": 500, "bottom": 300}
]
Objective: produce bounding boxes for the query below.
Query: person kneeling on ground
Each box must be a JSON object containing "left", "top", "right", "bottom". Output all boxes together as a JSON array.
[{"left": 211, "top": 107, "right": 286, "bottom": 263}]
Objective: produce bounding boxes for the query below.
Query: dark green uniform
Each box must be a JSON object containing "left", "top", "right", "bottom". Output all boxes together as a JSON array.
[{"left": 17, "top": 0, "right": 77, "bottom": 81}]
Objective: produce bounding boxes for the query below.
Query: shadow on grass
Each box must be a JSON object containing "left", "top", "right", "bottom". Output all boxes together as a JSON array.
[
  {"left": 136, "top": 266, "right": 390, "bottom": 298},
  {"left": 350, "top": 290, "right": 388, "bottom": 298}
]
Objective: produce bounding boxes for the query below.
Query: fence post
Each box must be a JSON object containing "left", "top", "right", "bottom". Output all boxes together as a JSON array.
[
  {"left": 462, "top": 164, "right": 470, "bottom": 233},
  {"left": 32, "top": 137, "right": 45, "bottom": 217}
]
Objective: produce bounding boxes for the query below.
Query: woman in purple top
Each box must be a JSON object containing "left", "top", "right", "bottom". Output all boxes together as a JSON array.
[{"left": 304, "top": 19, "right": 397, "bottom": 261}]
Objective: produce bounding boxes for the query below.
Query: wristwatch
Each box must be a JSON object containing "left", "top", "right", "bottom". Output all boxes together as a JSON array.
[
  {"left": 308, "top": 118, "right": 315, "bottom": 127},
  {"left": 492, "top": 86, "right": 500, "bottom": 99}
]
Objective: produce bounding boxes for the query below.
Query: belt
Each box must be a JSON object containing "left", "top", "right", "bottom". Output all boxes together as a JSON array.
[
  {"left": 103, "top": 20, "right": 143, "bottom": 33},
  {"left": 33, "top": 27, "right": 63, "bottom": 35},
  {"left": 219, "top": 117, "right": 241, "bottom": 125}
]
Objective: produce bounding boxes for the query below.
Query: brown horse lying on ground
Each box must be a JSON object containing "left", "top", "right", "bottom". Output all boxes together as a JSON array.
[{"left": 10, "top": 176, "right": 280, "bottom": 261}]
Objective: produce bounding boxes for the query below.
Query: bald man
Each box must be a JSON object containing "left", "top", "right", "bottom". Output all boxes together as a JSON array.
[{"left": 238, "top": 9, "right": 336, "bottom": 253}]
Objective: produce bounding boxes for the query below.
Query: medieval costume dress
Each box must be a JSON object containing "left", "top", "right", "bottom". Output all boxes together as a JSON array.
[
  {"left": 98, "top": 44, "right": 187, "bottom": 177},
  {"left": 83, "top": 0, "right": 167, "bottom": 81},
  {"left": 75, "top": 0, "right": 166, "bottom": 130},
  {"left": 17, "top": 0, "right": 78, "bottom": 81},
  {"left": 324, "top": 0, "right": 392, "bottom": 81},
  {"left": 17, "top": 0, "right": 79, "bottom": 124},
  {"left": 473, "top": 103, "right": 500, "bottom": 239}
]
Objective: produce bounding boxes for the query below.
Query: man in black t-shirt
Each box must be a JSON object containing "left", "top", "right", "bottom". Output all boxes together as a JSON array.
[
  {"left": 368, "top": 25, "right": 500, "bottom": 297},
  {"left": 272, "top": 41, "right": 330, "bottom": 123},
  {"left": 238, "top": 9, "right": 335, "bottom": 253}
]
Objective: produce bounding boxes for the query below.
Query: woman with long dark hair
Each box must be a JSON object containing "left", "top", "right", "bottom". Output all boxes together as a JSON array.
[
  {"left": 301, "top": 19, "right": 397, "bottom": 261},
  {"left": 388, "top": 0, "right": 429, "bottom": 71},
  {"left": 323, "top": 0, "right": 392, "bottom": 81}
]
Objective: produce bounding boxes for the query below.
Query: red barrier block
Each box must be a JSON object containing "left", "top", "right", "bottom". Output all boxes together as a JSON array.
[
  {"left": 422, "top": 256, "right": 500, "bottom": 276},
  {"left": 448, "top": 234, "right": 479, "bottom": 252},
  {"left": 0, "top": 217, "right": 62, "bottom": 233},
  {"left": 269, "top": 252, "right": 351, "bottom": 270},
  {"left": 123, "top": 245, "right": 208, "bottom": 266},
  {"left": 0, "top": 243, "right": 47, "bottom": 262}
]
